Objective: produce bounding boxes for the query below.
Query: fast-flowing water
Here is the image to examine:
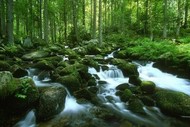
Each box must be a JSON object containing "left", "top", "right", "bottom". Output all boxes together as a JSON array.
[
  {"left": 13, "top": 110, "right": 36, "bottom": 127},
  {"left": 14, "top": 61, "right": 190, "bottom": 127},
  {"left": 88, "top": 64, "right": 168, "bottom": 127},
  {"left": 137, "top": 62, "right": 190, "bottom": 95}
]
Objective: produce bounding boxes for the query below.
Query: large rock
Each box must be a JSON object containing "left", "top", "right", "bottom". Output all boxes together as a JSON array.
[
  {"left": 111, "top": 59, "right": 139, "bottom": 77},
  {"left": 36, "top": 86, "right": 67, "bottom": 120},
  {"left": 22, "top": 51, "right": 49, "bottom": 60},
  {"left": 140, "top": 81, "right": 156, "bottom": 94},
  {"left": 0, "top": 73, "right": 39, "bottom": 110},
  {"left": 57, "top": 74, "right": 81, "bottom": 93},
  {"left": 155, "top": 89, "right": 190, "bottom": 116},
  {"left": 0, "top": 61, "right": 11, "bottom": 71}
]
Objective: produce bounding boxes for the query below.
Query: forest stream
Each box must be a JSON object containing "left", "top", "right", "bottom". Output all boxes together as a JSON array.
[{"left": 12, "top": 51, "right": 190, "bottom": 127}]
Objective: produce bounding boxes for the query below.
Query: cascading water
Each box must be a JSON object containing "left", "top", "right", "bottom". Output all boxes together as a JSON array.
[
  {"left": 88, "top": 65, "right": 168, "bottom": 127},
  {"left": 137, "top": 62, "right": 190, "bottom": 95},
  {"left": 13, "top": 110, "right": 36, "bottom": 127}
]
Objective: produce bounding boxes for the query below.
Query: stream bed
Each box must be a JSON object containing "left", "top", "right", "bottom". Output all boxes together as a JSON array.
[{"left": 13, "top": 59, "right": 190, "bottom": 127}]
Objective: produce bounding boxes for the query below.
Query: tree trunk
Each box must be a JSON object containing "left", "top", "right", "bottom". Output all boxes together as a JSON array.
[
  {"left": 39, "top": 0, "right": 42, "bottom": 39},
  {"left": 136, "top": 0, "right": 140, "bottom": 30},
  {"left": 176, "top": 0, "right": 182, "bottom": 38},
  {"left": 149, "top": 0, "right": 154, "bottom": 41},
  {"left": 72, "top": 0, "right": 78, "bottom": 43},
  {"left": 0, "top": 0, "right": 6, "bottom": 37},
  {"left": 144, "top": 0, "right": 149, "bottom": 35},
  {"left": 82, "top": 0, "right": 85, "bottom": 27},
  {"left": 44, "top": 0, "right": 49, "bottom": 43},
  {"left": 29, "top": 0, "right": 33, "bottom": 38},
  {"left": 63, "top": 0, "right": 67, "bottom": 43},
  {"left": 92, "top": 0, "right": 96, "bottom": 39},
  {"left": 7, "top": 0, "right": 14, "bottom": 44},
  {"left": 163, "top": 0, "right": 167, "bottom": 38},
  {"left": 98, "top": 0, "right": 102, "bottom": 44},
  {"left": 184, "top": 0, "right": 188, "bottom": 28}
]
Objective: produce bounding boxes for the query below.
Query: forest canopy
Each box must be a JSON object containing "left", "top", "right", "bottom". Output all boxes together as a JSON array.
[{"left": 0, "top": 0, "right": 189, "bottom": 45}]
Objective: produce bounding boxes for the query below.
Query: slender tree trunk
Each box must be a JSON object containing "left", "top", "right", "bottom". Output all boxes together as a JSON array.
[
  {"left": 82, "top": 0, "right": 85, "bottom": 27},
  {"left": 163, "top": 0, "right": 167, "bottom": 38},
  {"left": 176, "top": 0, "right": 182, "bottom": 38},
  {"left": 144, "top": 0, "right": 149, "bottom": 35},
  {"left": 99, "top": 0, "right": 102, "bottom": 44},
  {"left": 136, "top": 0, "right": 140, "bottom": 30},
  {"left": 0, "top": 0, "right": 6, "bottom": 37},
  {"left": 29, "top": 0, "right": 33, "bottom": 38},
  {"left": 149, "top": 0, "right": 154, "bottom": 41},
  {"left": 72, "top": 0, "right": 78, "bottom": 43},
  {"left": 63, "top": 0, "right": 67, "bottom": 42},
  {"left": 7, "top": 0, "right": 14, "bottom": 44},
  {"left": 39, "top": 0, "right": 42, "bottom": 39},
  {"left": 44, "top": 0, "right": 49, "bottom": 43},
  {"left": 184, "top": 0, "right": 188, "bottom": 28},
  {"left": 92, "top": 0, "right": 96, "bottom": 39}
]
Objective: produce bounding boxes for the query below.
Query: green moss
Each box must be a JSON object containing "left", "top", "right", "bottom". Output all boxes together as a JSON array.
[
  {"left": 155, "top": 89, "right": 190, "bottom": 116},
  {"left": 0, "top": 61, "right": 11, "bottom": 71},
  {"left": 140, "top": 81, "right": 156, "bottom": 94},
  {"left": 120, "top": 89, "right": 133, "bottom": 102}
]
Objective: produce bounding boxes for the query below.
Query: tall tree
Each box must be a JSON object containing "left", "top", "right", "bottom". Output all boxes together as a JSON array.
[
  {"left": 72, "top": 0, "right": 78, "bottom": 43},
  {"left": 7, "top": 0, "right": 14, "bottom": 43},
  {"left": 92, "top": 0, "right": 96, "bottom": 39},
  {"left": 184, "top": 0, "right": 189, "bottom": 28},
  {"left": 82, "top": 0, "right": 86, "bottom": 27},
  {"left": 0, "top": 0, "right": 6, "bottom": 37},
  {"left": 44, "top": 0, "right": 49, "bottom": 42},
  {"left": 163, "top": 0, "right": 168, "bottom": 38},
  {"left": 176, "top": 0, "right": 182, "bottom": 38},
  {"left": 98, "top": 0, "right": 102, "bottom": 44}
]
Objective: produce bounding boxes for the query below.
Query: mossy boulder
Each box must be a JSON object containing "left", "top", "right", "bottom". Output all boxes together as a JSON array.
[
  {"left": 120, "top": 89, "right": 133, "bottom": 102},
  {"left": 154, "top": 89, "right": 190, "bottom": 116},
  {"left": 12, "top": 66, "right": 28, "bottom": 78},
  {"left": 116, "top": 83, "right": 130, "bottom": 91},
  {"left": 36, "top": 86, "right": 67, "bottom": 120},
  {"left": 128, "top": 98, "right": 145, "bottom": 114},
  {"left": 111, "top": 59, "right": 139, "bottom": 77},
  {"left": 0, "top": 61, "right": 11, "bottom": 71},
  {"left": 57, "top": 74, "right": 81, "bottom": 93},
  {"left": 33, "top": 60, "right": 55, "bottom": 70},
  {"left": 129, "top": 75, "right": 142, "bottom": 86},
  {"left": 22, "top": 51, "right": 49, "bottom": 60},
  {"left": 140, "top": 81, "right": 156, "bottom": 94},
  {"left": 0, "top": 71, "right": 15, "bottom": 97},
  {"left": 140, "top": 96, "right": 155, "bottom": 106},
  {"left": 74, "top": 88, "right": 94, "bottom": 101},
  {"left": 0, "top": 73, "right": 39, "bottom": 111}
]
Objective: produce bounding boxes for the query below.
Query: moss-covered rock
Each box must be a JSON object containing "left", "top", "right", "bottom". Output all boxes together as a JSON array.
[
  {"left": 128, "top": 98, "right": 145, "bottom": 114},
  {"left": 120, "top": 89, "right": 133, "bottom": 102},
  {"left": 0, "top": 71, "right": 15, "bottom": 97},
  {"left": 22, "top": 50, "right": 49, "bottom": 60},
  {"left": 154, "top": 89, "right": 190, "bottom": 116},
  {"left": 140, "top": 81, "right": 156, "bottom": 94},
  {"left": 111, "top": 58, "right": 139, "bottom": 77},
  {"left": 140, "top": 96, "right": 155, "bottom": 106},
  {"left": 36, "top": 86, "right": 67, "bottom": 120},
  {"left": 116, "top": 83, "right": 130, "bottom": 91},
  {"left": 129, "top": 75, "right": 142, "bottom": 86},
  {"left": 12, "top": 66, "right": 28, "bottom": 78},
  {"left": 33, "top": 60, "right": 55, "bottom": 70},
  {"left": 0, "top": 61, "right": 11, "bottom": 71},
  {"left": 57, "top": 74, "right": 81, "bottom": 93}
]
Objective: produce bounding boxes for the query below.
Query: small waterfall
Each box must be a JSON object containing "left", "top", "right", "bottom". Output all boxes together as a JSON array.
[
  {"left": 13, "top": 110, "right": 36, "bottom": 127},
  {"left": 104, "top": 48, "right": 120, "bottom": 59},
  {"left": 138, "top": 62, "right": 190, "bottom": 95},
  {"left": 88, "top": 64, "right": 170, "bottom": 127},
  {"left": 59, "top": 87, "right": 91, "bottom": 115}
]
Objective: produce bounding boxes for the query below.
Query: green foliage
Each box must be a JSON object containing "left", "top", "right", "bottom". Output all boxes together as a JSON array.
[
  {"left": 15, "top": 77, "right": 35, "bottom": 99},
  {"left": 126, "top": 38, "right": 177, "bottom": 60}
]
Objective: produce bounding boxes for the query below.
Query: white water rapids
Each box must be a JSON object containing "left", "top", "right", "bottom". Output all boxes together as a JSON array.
[
  {"left": 15, "top": 61, "right": 190, "bottom": 127},
  {"left": 137, "top": 62, "right": 190, "bottom": 95}
]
